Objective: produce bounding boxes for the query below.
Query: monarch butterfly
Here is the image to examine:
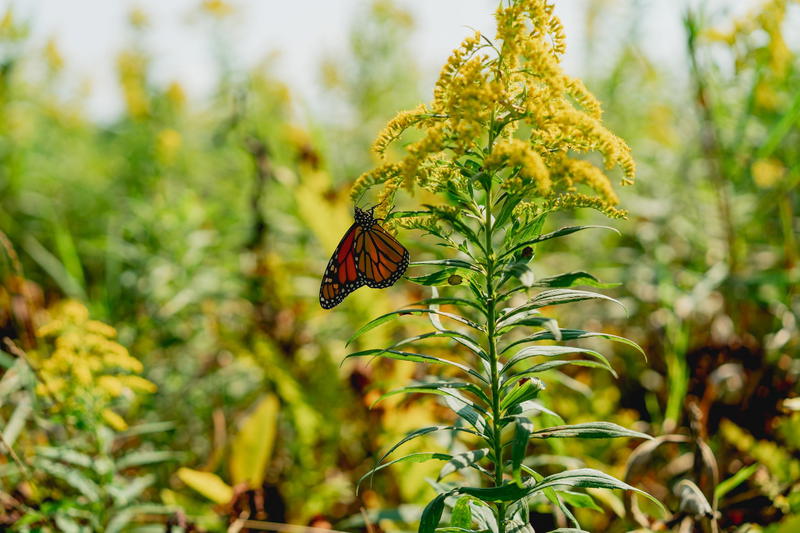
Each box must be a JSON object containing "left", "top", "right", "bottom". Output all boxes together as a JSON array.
[{"left": 319, "top": 206, "right": 409, "bottom": 309}]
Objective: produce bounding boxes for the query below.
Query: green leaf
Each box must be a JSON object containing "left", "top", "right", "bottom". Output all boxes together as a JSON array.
[
  {"left": 374, "top": 380, "right": 491, "bottom": 410},
  {"left": 35, "top": 447, "right": 93, "bottom": 468},
  {"left": 500, "top": 379, "right": 545, "bottom": 414},
  {"left": 501, "top": 329, "right": 646, "bottom": 359},
  {"left": 420, "top": 492, "right": 450, "bottom": 533},
  {"left": 459, "top": 482, "right": 529, "bottom": 502},
  {"left": 443, "top": 395, "right": 491, "bottom": 435},
  {"left": 230, "top": 393, "right": 280, "bottom": 488},
  {"left": 525, "top": 468, "right": 665, "bottom": 513},
  {"left": 502, "top": 346, "right": 612, "bottom": 375},
  {"left": 511, "top": 417, "right": 533, "bottom": 485},
  {"left": 509, "top": 289, "right": 625, "bottom": 316},
  {"left": 500, "top": 225, "right": 619, "bottom": 261},
  {"left": 375, "top": 426, "right": 479, "bottom": 471},
  {"left": 558, "top": 490, "right": 603, "bottom": 512},
  {"left": 438, "top": 449, "right": 490, "bottom": 480},
  {"left": 347, "top": 308, "right": 483, "bottom": 345},
  {"left": 383, "top": 330, "right": 488, "bottom": 360},
  {"left": 407, "top": 268, "right": 470, "bottom": 286},
  {"left": 450, "top": 496, "right": 473, "bottom": 529},
  {"left": 119, "top": 421, "right": 176, "bottom": 437},
  {"left": 34, "top": 457, "right": 101, "bottom": 502},
  {"left": 503, "top": 360, "right": 616, "bottom": 388},
  {"left": 503, "top": 401, "right": 564, "bottom": 424},
  {"left": 410, "top": 259, "right": 483, "bottom": 272},
  {"left": 375, "top": 383, "right": 490, "bottom": 415},
  {"left": 412, "top": 297, "right": 486, "bottom": 313},
  {"left": 530, "top": 422, "right": 652, "bottom": 440},
  {"left": 715, "top": 463, "right": 760, "bottom": 500},
  {"left": 345, "top": 348, "right": 487, "bottom": 383},
  {"left": 531, "top": 271, "right": 618, "bottom": 289},
  {"left": 358, "top": 452, "right": 453, "bottom": 491},
  {"left": 116, "top": 450, "right": 182, "bottom": 469},
  {"left": 109, "top": 474, "right": 155, "bottom": 506},
  {"left": 176, "top": 467, "right": 233, "bottom": 504}
]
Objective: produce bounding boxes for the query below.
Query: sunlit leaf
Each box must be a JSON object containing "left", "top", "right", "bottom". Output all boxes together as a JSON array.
[
  {"left": 230, "top": 393, "right": 280, "bottom": 488},
  {"left": 176, "top": 467, "right": 233, "bottom": 505}
]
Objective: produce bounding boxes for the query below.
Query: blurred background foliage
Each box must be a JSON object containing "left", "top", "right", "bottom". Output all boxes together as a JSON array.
[{"left": 0, "top": 0, "right": 798, "bottom": 532}]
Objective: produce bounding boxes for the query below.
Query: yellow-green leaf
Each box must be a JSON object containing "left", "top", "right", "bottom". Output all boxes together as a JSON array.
[
  {"left": 230, "top": 393, "right": 280, "bottom": 488},
  {"left": 176, "top": 467, "right": 233, "bottom": 504}
]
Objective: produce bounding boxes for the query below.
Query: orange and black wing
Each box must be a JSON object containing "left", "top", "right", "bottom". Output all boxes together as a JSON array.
[
  {"left": 356, "top": 224, "right": 410, "bottom": 289},
  {"left": 320, "top": 224, "right": 365, "bottom": 309}
]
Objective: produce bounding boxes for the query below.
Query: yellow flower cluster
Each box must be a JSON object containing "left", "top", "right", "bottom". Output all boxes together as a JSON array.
[
  {"left": 34, "top": 300, "right": 156, "bottom": 430},
  {"left": 704, "top": 0, "right": 795, "bottom": 111},
  {"left": 117, "top": 50, "right": 150, "bottom": 119},
  {"left": 352, "top": 0, "right": 635, "bottom": 217}
]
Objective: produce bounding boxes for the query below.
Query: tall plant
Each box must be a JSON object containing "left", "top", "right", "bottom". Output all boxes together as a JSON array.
[{"left": 347, "top": 1, "right": 662, "bottom": 531}]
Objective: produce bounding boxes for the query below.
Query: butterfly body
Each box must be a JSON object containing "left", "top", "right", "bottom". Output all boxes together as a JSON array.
[{"left": 319, "top": 207, "right": 409, "bottom": 309}]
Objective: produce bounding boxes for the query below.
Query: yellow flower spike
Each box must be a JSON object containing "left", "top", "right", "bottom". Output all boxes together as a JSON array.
[
  {"left": 118, "top": 375, "right": 158, "bottom": 394},
  {"left": 372, "top": 104, "right": 429, "bottom": 157}
]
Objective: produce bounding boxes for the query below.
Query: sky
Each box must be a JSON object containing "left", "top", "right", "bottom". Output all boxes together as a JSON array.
[{"left": 3, "top": 0, "right": 760, "bottom": 121}]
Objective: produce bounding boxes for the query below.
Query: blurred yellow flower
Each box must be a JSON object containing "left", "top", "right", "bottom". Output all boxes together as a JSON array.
[
  {"left": 128, "top": 7, "right": 149, "bottom": 29},
  {"left": 33, "top": 300, "right": 156, "bottom": 430},
  {"left": 752, "top": 158, "right": 785, "bottom": 188},
  {"left": 157, "top": 128, "right": 183, "bottom": 164},
  {"left": 44, "top": 38, "right": 63, "bottom": 72},
  {"left": 117, "top": 50, "right": 150, "bottom": 119},
  {"left": 201, "top": 0, "right": 234, "bottom": 18},
  {"left": 166, "top": 81, "right": 187, "bottom": 109}
]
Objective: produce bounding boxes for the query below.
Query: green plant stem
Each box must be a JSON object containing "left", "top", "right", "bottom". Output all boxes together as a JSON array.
[{"left": 483, "top": 178, "right": 506, "bottom": 533}]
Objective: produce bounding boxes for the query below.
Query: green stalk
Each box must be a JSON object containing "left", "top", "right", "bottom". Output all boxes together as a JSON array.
[{"left": 483, "top": 176, "right": 506, "bottom": 533}]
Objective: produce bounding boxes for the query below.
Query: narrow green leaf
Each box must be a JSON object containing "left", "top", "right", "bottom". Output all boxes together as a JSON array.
[
  {"left": 438, "top": 449, "right": 490, "bottom": 480},
  {"left": 443, "top": 395, "right": 490, "bottom": 435},
  {"left": 375, "top": 426, "right": 479, "bottom": 471},
  {"left": 501, "top": 226, "right": 619, "bottom": 261},
  {"left": 413, "top": 297, "right": 486, "bottom": 313},
  {"left": 502, "top": 400, "right": 564, "bottom": 424},
  {"left": 531, "top": 271, "right": 618, "bottom": 289},
  {"left": 558, "top": 490, "right": 603, "bottom": 512},
  {"left": 345, "top": 348, "right": 487, "bottom": 383},
  {"left": 530, "top": 422, "right": 652, "bottom": 440},
  {"left": 410, "top": 259, "right": 483, "bottom": 272},
  {"left": 347, "top": 308, "right": 483, "bottom": 345},
  {"left": 379, "top": 330, "right": 488, "bottom": 360},
  {"left": 420, "top": 492, "right": 451, "bottom": 533},
  {"left": 34, "top": 457, "right": 101, "bottom": 502},
  {"left": 715, "top": 463, "right": 760, "bottom": 500},
  {"left": 511, "top": 417, "right": 533, "bottom": 485},
  {"left": 35, "top": 447, "right": 93, "bottom": 468},
  {"left": 501, "top": 329, "right": 646, "bottom": 359},
  {"left": 502, "top": 360, "right": 616, "bottom": 391},
  {"left": 459, "top": 482, "right": 529, "bottom": 502},
  {"left": 502, "top": 346, "right": 612, "bottom": 375},
  {"left": 374, "top": 383, "right": 490, "bottom": 415},
  {"left": 408, "top": 268, "right": 470, "bottom": 286},
  {"left": 358, "top": 452, "right": 453, "bottom": 491},
  {"left": 116, "top": 450, "right": 182, "bottom": 469},
  {"left": 525, "top": 468, "right": 665, "bottom": 513}
]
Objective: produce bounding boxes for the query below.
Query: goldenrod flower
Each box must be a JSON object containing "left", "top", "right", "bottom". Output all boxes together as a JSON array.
[
  {"left": 32, "top": 301, "right": 155, "bottom": 430},
  {"left": 352, "top": 0, "right": 634, "bottom": 218}
]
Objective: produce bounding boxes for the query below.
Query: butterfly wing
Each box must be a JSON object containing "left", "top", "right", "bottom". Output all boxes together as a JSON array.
[
  {"left": 319, "top": 223, "right": 365, "bottom": 309},
  {"left": 356, "top": 224, "right": 410, "bottom": 289}
]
